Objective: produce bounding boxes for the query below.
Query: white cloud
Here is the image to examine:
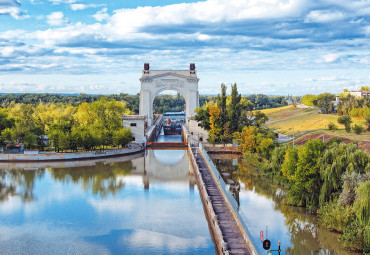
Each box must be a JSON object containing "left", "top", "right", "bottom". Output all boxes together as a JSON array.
[
  {"left": 305, "top": 10, "right": 346, "bottom": 23},
  {"left": 92, "top": 7, "right": 108, "bottom": 21},
  {"left": 46, "top": 12, "right": 68, "bottom": 26},
  {"left": 48, "top": 0, "right": 78, "bottom": 4},
  {"left": 0, "top": 0, "right": 27, "bottom": 19},
  {"left": 323, "top": 54, "right": 340, "bottom": 63},
  {"left": 70, "top": 4, "right": 102, "bottom": 11}
]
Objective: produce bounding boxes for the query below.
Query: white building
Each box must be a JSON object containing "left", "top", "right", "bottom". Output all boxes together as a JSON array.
[{"left": 122, "top": 115, "right": 147, "bottom": 144}]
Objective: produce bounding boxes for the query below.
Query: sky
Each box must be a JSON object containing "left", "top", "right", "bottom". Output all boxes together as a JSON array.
[{"left": 1, "top": 0, "right": 370, "bottom": 95}]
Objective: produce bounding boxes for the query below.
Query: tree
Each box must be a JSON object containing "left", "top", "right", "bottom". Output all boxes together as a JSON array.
[
  {"left": 233, "top": 126, "right": 258, "bottom": 154},
  {"left": 208, "top": 106, "right": 222, "bottom": 145},
  {"left": 301, "top": 94, "right": 318, "bottom": 107},
  {"left": 23, "top": 132, "right": 37, "bottom": 149},
  {"left": 290, "top": 139, "right": 326, "bottom": 208},
  {"left": 194, "top": 101, "right": 215, "bottom": 130},
  {"left": 254, "top": 111, "right": 268, "bottom": 127},
  {"left": 228, "top": 83, "right": 241, "bottom": 133},
  {"left": 281, "top": 146, "right": 298, "bottom": 181},
  {"left": 255, "top": 94, "right": 270, "bottom": 109},
  {"left": 317, "top": 93, "right": 335, "bottom": 114},
  {"left": 338, "top": 115, "right": 352, "bottom": 132},
  {"left": 221, "top": 122, "right": 232, "bottom": 145},
  {"left": 113, "top": 128, "right": 133, "bottom": 148},
  {"left": 217, "top": 83, "right": 227, "bottom": 131},
  {"left": 361, "top": 86, "right": 370, "bottom": 91}
]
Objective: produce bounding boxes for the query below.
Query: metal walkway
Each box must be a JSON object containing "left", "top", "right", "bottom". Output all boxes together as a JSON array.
[{"left": 191, "top": 147, "right": 252, "bottom": 255}]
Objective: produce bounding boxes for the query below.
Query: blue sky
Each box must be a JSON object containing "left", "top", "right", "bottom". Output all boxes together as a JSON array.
[{"left": 1, "top": 0, "right": 370, "bottom": 95}]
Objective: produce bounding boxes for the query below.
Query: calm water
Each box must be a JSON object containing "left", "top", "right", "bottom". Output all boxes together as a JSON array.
[
  {"left": 210, "top": 154, "right": 360, "bottom": 255},
  {"left": 0, "top": 147, "right": 215, "bottom": 254}
]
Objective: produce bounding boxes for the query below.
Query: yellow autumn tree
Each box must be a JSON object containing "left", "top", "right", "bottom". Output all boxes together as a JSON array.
[{"left": 208, "top": 106, "right": 221, "bottom": 145}]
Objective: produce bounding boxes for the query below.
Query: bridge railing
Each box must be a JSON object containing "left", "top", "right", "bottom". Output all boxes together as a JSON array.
[{"left": 199, "top": 143, "right": 260, "bottom": 255}]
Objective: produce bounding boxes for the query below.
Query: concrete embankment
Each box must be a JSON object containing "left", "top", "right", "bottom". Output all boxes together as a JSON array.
[
  {"left": 188, "top": 144, "right": 257, "bottom": 255},
  {"left": 0, "top": 145, "right": 145, "bottom": 162}
]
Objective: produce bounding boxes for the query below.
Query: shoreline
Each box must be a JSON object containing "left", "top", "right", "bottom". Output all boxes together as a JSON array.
[{"left": 0, "top": 145, "right": 145, "bottom": 162}]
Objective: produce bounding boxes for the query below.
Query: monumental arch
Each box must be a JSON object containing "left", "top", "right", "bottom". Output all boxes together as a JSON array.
[{"left": 139, "top": 63, "right": 199, "bottom": 126}]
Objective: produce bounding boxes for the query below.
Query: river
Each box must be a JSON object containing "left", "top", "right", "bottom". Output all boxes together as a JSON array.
[
  {"left": 0, "top": 146, "right": 215, "bottom": 254},
  {"left": 209, "top": 153, "right": 361, "bottom": 255}
]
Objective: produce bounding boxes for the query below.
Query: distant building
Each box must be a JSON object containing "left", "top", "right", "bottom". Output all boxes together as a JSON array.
[
  {"left": 332, "top": 95, "right": 340, "bottom": 113},
  {"left": 286, "top": 94, "right": 293, "bottom": 105},
  {"left": 349, "top": 91, "right": 370, "bottom": 99},
  {"left": 6, "top": 144, "right": 24, "bottom": 153}
]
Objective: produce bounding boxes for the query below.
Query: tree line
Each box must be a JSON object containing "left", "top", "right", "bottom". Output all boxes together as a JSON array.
[
  {"left": 0, "top": 97, "right": 133, "bottom": 152},
  {"left": 0, "top": 92, "right": 293, "bottom": 116},
  {"left": 235, "top": 130, "right": 370, "bottom": 252}
]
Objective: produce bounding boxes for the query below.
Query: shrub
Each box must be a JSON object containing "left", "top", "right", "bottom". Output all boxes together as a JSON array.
[
  {"left": 353, "top": 124, "right": 364, "bottom": 135},
  {"left": 328, "top": 122, "right": 337, "bottom": 130},
  {"left": 339, "top": 220, "right": 365, "bottom": 251},
  {"left": 319, "top": 201, "right": 355, "bottom": 233}
]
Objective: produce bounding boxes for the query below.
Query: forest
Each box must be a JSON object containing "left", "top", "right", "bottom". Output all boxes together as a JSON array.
[{"left": 0, "top": 98, "right": 133, "bottom": 152}]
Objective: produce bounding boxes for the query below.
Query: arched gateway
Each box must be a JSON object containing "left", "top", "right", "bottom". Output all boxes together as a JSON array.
[{"left": 139, "top": 63, "right": 199, "bottom": 126}]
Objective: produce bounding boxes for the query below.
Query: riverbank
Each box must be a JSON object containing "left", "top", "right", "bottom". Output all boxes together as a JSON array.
[
  {"left": 0, "top": 144, "right": 144, "bottom": 162},
  {"left": 209, "top": 153, "right": 362, "bottom": 255}
]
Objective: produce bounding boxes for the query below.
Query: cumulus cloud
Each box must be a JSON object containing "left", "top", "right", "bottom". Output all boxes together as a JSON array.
[{"left": 46, "top": 12, "right": 68, "bottom": 26}]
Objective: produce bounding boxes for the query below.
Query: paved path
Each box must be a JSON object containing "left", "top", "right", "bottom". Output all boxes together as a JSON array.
[{"left": 191, "top": 147, "right": 252, "bottom": 255}]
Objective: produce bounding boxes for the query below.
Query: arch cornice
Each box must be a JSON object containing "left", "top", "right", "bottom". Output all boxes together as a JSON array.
[{"left": 140, "top": 72, "right": 199, "bottom": 83}]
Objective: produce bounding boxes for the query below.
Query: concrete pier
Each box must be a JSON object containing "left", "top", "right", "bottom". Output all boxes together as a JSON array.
[{"left": 189, "top": 146, "right": 255, "bottom": 255}]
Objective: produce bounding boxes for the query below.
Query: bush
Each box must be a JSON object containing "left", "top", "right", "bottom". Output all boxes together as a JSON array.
[
  {"left": 353, "top": 124, "right": 364, "bottom": 135},
  {"left": 339, "top": 220, "right": 365, "bottom": 251},
  {"left": 328, "top": 122, "right": 338, "bottom": 130},
  {"left": 319, "top": 201, "right": 355, "bottom": 233}
]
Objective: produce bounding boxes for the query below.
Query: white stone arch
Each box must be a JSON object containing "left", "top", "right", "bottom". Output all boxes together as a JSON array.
[{"left": 139, "top": 68, "right": 199, "bottom": 126}]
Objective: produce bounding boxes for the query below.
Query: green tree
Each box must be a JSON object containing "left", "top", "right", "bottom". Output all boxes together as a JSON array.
[
  {"left": 217, "top": 83, "right": 227, "bottom": 131},
  {"left": 338, "top": 115, "right": 352, "bottom": 132},
  {"left": 317, "top": 93, "right": 335, "bottom": 114},
  {"left": 23, "top": 132, "right": 37, "bottom": 149},
  {"left": 290, "top": 139, "right": 326, "bottom": 208},
  {"left": 228, "top": 83, "right": 241, "bottom": 133},
  {"left": 113, "top": 128, "right": 133, "bottom": 148}
]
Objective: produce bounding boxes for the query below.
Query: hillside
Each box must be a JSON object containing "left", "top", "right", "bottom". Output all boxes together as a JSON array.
[{"left": 260, "top": 105, "right": 370, "bottom": 144}]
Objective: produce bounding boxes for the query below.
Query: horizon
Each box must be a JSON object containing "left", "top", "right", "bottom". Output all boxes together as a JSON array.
[{"left": 1, "top": 0, "right": 370, "bottom": 95}]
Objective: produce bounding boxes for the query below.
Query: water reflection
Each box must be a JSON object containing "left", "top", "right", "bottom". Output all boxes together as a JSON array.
[
  {"left": 0, "top": 150, "right": 214, "bottom": 254},
  {"left": 210, "top": 154, "right": 360, "bottom": 255}
]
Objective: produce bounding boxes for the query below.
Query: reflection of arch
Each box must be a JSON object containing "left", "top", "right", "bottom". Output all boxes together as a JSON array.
[
  {"left": 153, "top": 150, "right": 186, "bottom": 165},
  {"left": 130, "top": 150, "right": 189, "bottom": 181},
  {"left": 145, "top": 150, "right": 189, "bottom": 180},
  {"left": 139, "top": 68, "right": 199, "bottom": 126}
]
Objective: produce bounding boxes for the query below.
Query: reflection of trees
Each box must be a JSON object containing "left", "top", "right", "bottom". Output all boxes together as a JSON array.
[
  {"left": 0, "top": 169, "right": 45, "bottom": 202},
  {"left": 49, "top": 161, "right": 133, "bottom": 198},
  {"left": 233, "top": 159, "right": 357, "bottom": 255},
  {"left": 0, "top": 160, "right": 133, "bottom": 202}
]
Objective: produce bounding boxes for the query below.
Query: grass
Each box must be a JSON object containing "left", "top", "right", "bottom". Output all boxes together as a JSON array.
[{"left": 259, "top": 105, "right": 370, "bottom": 142}]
